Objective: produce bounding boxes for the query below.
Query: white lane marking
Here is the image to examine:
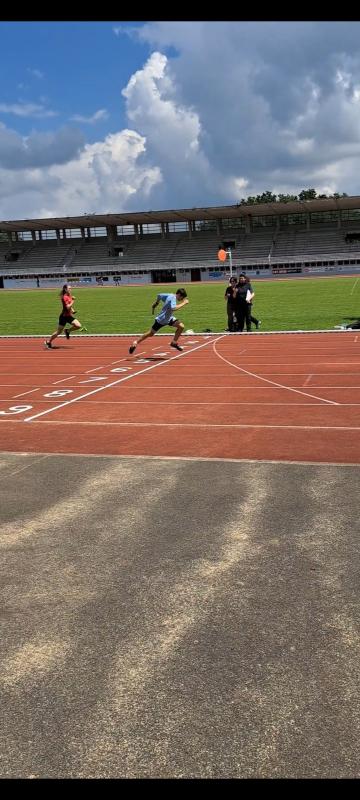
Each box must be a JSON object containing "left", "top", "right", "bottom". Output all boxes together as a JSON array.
[
  {"left": 213, "top": 341, "right": 340, "bottom": 406},
  {"left": 87, "top": 384, "right": 360, "bottom": 390},
  {"left": 53, "top": 375, "right": 77, "bottom": 385},
  {"left": 12, "top": 388, "right": 40, "bottom": 399},
  {"left": 40, "top": 400, "right": 360, "bottom": 406},
  {"left": 29, "top": 420, "right": 360, "bottom": 431},
  {"left": 24, "top": 337, "right": 223, "bottom": 422},
  {"left": 79, "top": 376, "right": 109, "bottom": 384},
  {"left": 302, "top": 374, "right": 313, "bottom": 387},
  {"left": 350, "top": 276, "right": 359, "bottom": 295},
  {"left": 2, "top": 450, "right": 359, "bottom": 467},
  {"left": 84, "top": 352, "right": 145, "bottom": 374}
]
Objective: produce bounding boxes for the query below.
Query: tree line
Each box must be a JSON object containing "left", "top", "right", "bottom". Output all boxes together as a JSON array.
[{"left": 236, "top": 189, "right": 348, "bottom": 206}]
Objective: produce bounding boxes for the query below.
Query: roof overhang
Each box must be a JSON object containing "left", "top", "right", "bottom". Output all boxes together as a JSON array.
[{"left": 1, "top": 196, "right": 360, "bottom": 233}]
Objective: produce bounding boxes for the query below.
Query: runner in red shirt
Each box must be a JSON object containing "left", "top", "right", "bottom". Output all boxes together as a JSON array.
[{"left": 45, "top": 284, "right": 87, "bottom": 349}]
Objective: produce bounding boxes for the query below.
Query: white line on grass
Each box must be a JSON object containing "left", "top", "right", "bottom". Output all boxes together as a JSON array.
[
  {"left": 212, "top": 341, "right": 340, "bottom": 406},
  {"left": 350, "top": 277, "right": 359, "bottom": 295},
  {"left": 24, "top": 337, "right": 224, "bottom": 423}
]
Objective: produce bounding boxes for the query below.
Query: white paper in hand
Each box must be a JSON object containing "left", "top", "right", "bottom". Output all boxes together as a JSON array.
[{"left": 246, "top": 289, "right": 252, "bottom": 303}]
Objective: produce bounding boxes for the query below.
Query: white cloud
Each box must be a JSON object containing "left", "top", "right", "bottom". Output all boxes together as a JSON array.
[
  {"left": 130, "top": 21, "right": 360, "bottom": 200},
  {"left": 112, "top": 24, "right": 137, "bottom": 38},
  {"left": 0, "top": 102, "right": 57, "bottom": 118},
  {"left": 70, "top": 109, "right": 109, "bottom": 124},
  {"left": 0, "top": 128, "right": 162, "bottom": 219},
  {"left": 27, "top": 68, "right": 44, "bottom": 79},
  {"left": 5, "top": 24, "right": 360, "bottom": 221},
  {"left": 121, "top": 51, "right": 230, "bottom": 206}
]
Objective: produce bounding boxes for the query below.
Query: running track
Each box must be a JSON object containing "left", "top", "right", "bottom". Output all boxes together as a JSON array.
[{"left": 0, "top": 331, "right": 359, "bottom": 464}]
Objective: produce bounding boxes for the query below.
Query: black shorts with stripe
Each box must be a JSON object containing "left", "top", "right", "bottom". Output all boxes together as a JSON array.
[{"left": 151, "top": 317, "right": 177, "bottom": 332}]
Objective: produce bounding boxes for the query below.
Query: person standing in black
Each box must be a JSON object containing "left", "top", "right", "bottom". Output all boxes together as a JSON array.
[
  {"left": 244, "top": 275, "right": 261, "bottom": 330},
  {"left": 224, "top": 276, "right": 238, "bottom": 331},
  {"left": 234, "top": 273, "right": 252, "bottom": 332}
]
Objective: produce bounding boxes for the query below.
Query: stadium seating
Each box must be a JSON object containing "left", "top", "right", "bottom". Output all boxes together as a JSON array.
[{"left": 1, "top": 223, "right": 360, "bottom": 278}]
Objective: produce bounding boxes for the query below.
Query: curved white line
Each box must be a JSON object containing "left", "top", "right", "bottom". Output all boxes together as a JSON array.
[{"left": 212, "top": 340, "right": 339, "bottom": 406}]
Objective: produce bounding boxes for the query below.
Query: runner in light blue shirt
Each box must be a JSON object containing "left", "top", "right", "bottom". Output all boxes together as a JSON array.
[{"left": 129, "top": 289, "right": 189, "bottom": 354}]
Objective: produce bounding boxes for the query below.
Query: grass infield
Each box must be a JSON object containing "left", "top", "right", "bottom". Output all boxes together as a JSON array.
[{"left": 0, "top": 277, "right": 359, "bottom": 335}]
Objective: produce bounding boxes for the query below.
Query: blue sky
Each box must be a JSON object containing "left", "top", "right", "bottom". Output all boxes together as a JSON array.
[
  {"left": 0, "top": 22, "right": 149, "bottom": 139},
  {"left": 1, "top": 21, "right": 360, "bottom": 220}
]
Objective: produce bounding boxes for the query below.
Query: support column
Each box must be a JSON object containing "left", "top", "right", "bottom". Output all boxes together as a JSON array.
[
  {"left": 38, "top": 230, "right": 42, "bottom": 241},
  {"left": 216, "top": 219, "right": 222, "bottom": 237},
  {"left": 187, "top": 221, "right": 192, "bottom": 238},
  {"left": 80, "top": 227, "right": 86, "bottom": 239},
  {"left": 56, "top": 229, "right": 61, "bottom": 246},
  {"left": 62, "top": 229, "right": 66, "bottom": 239},
  {"left": 106, "top": 224, "right": 117, "bottom": 243},
  {"left": 244, "top": 215, "right": 252, "bottom": 234},
  {"left": 161, "top": 222, "right": 166, "bottom": 238},
  {"left": 306, "top": 213, "right": 310, "bottom": 231},
  {"left": 337, "top": 211, "right": 341, "bottom": 229}
]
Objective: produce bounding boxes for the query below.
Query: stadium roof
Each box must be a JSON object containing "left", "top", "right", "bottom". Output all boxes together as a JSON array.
[{"left": 1, "top": 195, "right": 360, "bottom": 233}]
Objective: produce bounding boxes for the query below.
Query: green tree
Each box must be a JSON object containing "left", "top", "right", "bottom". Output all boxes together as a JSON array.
[
  {"left": 298, "top": 188, "right": 317, "bottom": 201},
  {"left": 277, "top": 193, "right": 299, "bottom": 203}
]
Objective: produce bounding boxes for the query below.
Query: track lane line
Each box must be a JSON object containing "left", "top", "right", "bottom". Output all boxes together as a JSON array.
[
  {"left": 25, "top": 420, "right": 360, "bottom": 431},
  {"left": 24, "top": 337, "right": 224, "bottom": 422},
  {"left": 213, "top": 341, "right": 340, "bottom": 406}
]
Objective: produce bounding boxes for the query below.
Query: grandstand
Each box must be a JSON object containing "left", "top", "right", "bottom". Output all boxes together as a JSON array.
[{"left": 1, "top": 195, "right": 360, "bottom": 288}]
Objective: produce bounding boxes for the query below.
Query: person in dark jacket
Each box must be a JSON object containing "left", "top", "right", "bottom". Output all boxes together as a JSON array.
[{"left": 224, "top": 277, "right": 237, "bottom": 331}]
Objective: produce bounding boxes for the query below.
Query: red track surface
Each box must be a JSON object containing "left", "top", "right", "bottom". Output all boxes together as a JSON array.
[{"left": 0, "top": 332, "right": 359, "bottom": 463}]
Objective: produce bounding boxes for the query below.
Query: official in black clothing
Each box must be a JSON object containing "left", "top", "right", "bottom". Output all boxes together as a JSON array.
[
  {"left": 235, "top": 274, "right": 252, "bottom": 332},
  {"left": 224, "top": 276, "right": 238, "bottom": 331}
]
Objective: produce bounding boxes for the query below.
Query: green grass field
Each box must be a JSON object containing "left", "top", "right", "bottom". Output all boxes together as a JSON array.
[{"left": 0, "top": 277, "right": 359, "bottom": 335}]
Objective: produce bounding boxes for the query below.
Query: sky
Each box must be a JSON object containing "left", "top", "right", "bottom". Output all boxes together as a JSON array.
[{"left": 1, "top": 20, "right": 360, "bottom": 221}]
